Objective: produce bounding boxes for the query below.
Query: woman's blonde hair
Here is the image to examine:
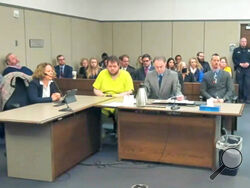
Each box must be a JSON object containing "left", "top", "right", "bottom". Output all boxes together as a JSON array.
[
  {"left": 86, "top": 58, "right": 101, "bottom": 78},
  {"left": 188, "top": 57, "right": 203, "bottom": 70},
  {"left": 32, "top": 62, "right": 56, "bottom": 79},
  {"left": 177, "top": 61, "right": 189, "bottom": 74}
]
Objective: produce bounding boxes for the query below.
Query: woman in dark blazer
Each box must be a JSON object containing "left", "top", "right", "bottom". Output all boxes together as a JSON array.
[
  {"left": 28, "top": 62, "right": 61, "bottom": 103},
  {"left": 188, "top": 57, "right": 204, "bottom": 82},
  {"left": 78, "top": 58, "right": 88, "bottom": 78}
]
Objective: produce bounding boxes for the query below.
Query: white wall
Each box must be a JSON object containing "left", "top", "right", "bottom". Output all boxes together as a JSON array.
[
  {"left": 1, "top": 0, "right": 250, "bottom": 21},
  {"left": 0, "top": 0, "right": 94, "bottom": 19}
]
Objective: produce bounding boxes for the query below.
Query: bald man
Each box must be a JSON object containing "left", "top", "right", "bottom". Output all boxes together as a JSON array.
[{"left": 233, "top": 37, "right": 250, "bottom": 103}]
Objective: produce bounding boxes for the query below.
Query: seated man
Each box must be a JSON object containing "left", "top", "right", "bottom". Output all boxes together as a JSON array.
[
  {"left": 3, "top": 53, "right": 33, "bottom": 76},
  {"left": 201, "top": 53, "right": 234, "bottom": 103},
  {"left": 119, "top": 54, "right": 135, "bottom": 77},
  {"left": 133, "top": 53, "right": 154, "bottom": 81},
  {"left": 54, "top": 55, "right": 73, "bottom": 78},
  {"left": 144, "top": 56, "right": 183, "bottom": 100},
  {"left": 93, "top": 56, "right": 134, "bottom": 132}
]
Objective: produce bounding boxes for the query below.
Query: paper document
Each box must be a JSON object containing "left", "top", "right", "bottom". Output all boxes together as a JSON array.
[{"left": 152, "top": 99, "right": 194, "bottom": 105}]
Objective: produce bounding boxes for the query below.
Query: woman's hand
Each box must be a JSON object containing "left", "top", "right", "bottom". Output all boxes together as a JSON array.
[{"left": 51, "top": 93, "right": 61, "bottom": 101}]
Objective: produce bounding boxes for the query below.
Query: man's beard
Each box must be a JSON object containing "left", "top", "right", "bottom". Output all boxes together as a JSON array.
[{"left": 109, "top": 69, "right": 119, "bottom": 76}]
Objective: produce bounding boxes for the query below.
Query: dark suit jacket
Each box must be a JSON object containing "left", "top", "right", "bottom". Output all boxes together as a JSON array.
[
  {"left": 78, "top": 67, "right": 87, "bottom": 78},
  {"left": 133, "top": 66, "right": 155, "bottom": 81},
  {"left": 144, "top": 69, "right": 182, "bottom": 99},
  {"left": 121, "top": 65, "right": 135, "bottom": 77},
  {"left": 200, "top": 70, "right": 234, "bottom": 101},
  {"left": 28, "top": 78, "right": 59, "bottom": 104},
  {"left": 200, "top": 61, "right": 211, "bottom": 73},
  {"left": 178, "top": 72, "right": 194, "bottom": 93},
  {"left": 55, "top": 65, "right": 73, "bottom": 78}
]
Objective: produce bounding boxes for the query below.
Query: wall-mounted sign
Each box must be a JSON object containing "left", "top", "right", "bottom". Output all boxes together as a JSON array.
[{"left": 29, "top": 39, "right": 44, "bottom": 48}]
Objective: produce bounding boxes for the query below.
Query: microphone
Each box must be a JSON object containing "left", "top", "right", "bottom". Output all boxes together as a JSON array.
[
  {"left": 45, "top": 73, "right": 64, "bottom": 106},
  {"left": 170, "top": 96, "right": 177, "bottom": 100},
  {"left": 170, "top": 96, "right": 180, "bottom": 110},
  {"left": 53, "top": 78, "right": 63, "bottom": 98},
  {"left": 44, "top": 72, "right": 63, "bottom": 96},
  {"left": 44, "top": 72, "right": 55, "bottom": 79}
]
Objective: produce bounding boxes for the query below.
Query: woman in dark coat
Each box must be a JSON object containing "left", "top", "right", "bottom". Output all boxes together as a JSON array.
[{"left": 28, "top": 62, "right": 61, "bottom": 103}]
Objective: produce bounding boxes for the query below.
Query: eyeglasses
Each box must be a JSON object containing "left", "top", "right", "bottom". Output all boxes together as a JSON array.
[{"left": 58, "top": 58, "right": 65, "bottom": 61}]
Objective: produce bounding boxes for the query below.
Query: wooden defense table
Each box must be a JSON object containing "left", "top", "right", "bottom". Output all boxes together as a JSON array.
[
  {"left": 98, "top": 98, "right": 244, "bottom": 169},
  {"left": 0, "top": 95, "right": 112, "bottom": 181},
  {"left": 55, "top": 78, "right": 238, "bottom": 101}
]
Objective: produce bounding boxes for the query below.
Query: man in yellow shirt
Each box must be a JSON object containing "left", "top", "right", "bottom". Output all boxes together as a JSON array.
[{"left": 93, "top": 56, "right": 134, "bottom": 133}]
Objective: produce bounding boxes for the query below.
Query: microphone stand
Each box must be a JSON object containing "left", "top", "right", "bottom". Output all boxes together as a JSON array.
[
  {"left": 170, "top": 96, "right": 180, "bottom": 110},
  {"left": 59, "top": 100, "right": 73, "bottom": 112}
]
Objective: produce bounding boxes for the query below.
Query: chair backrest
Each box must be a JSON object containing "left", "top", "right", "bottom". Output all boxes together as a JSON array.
[{"left": 4, "top": 77, "right": 30, "bottom": 110}]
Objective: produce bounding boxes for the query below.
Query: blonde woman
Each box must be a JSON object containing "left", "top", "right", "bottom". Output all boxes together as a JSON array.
[
  {"left": 177, "top": 61, "right": 194, "bottom": 82},
  {"left": 79, "top": 58, "right": 89, "bottom": 78},
  {"left": 188, "top": 57, "right": 204, "bottom": 82},
  {"left": 28, "top": 63, "right": 61, "bottom": 103},
  {"left": 220, "top": 57, "right": 232, "bottom": 77},
  {"left": 86, "top": 58, "right": 102, "bottom": 79},
  {"left": 136, "top": 55, "right": 143, "bottom": 68}
]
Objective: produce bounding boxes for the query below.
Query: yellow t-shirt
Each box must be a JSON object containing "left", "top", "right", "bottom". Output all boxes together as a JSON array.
[
  {"left": 93, "top": 69, "right": 134, "bottom": 95},
  {"left": 224, "top": 66, "right": 232, "bottom": 77}
]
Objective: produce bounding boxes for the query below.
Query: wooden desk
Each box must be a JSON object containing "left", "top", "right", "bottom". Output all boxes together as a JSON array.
[
  {"left": 55, "top": 78, "right": 238, "bottom": 101},
  {"left": 98, "top": 98, "right": 244, "bottom": 169},
  {"left": 0, "top": 96, "right": 112, "bottom": 181}
]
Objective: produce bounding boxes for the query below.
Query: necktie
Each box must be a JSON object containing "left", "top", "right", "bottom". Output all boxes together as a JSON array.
[
  {"left": 213, "top": 71, "right": 218, "bottom": 84},
  {"left": 60, "top": 66, "right": 63, "bottom": 78},
  {"left": 144, "top": 67, "right": 149, "bottom": 75},
  {"left": 158, "top": 74, "right": 163, "bottom": 88}
]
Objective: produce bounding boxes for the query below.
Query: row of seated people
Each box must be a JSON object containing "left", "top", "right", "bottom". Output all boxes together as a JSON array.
[
  {"left": 78, "top": 53, "right": 233, "bottom": 93},
  {"left": 1, "top": 53, "right": 74, "bottom": 79},
  {"left": 0, "top": 53, "right": 235, "bottom": 138},
  {"left": 0, "top": 53, "right": 234, "bottom": 109}
]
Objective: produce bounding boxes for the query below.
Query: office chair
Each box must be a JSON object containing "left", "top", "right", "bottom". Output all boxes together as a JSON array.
[{"left": 4, "top": 77, "right": 30, "bottom": 110}]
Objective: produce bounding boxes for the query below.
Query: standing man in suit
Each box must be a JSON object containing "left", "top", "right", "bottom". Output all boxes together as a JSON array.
[
  {"left": 144, "top": 56, "right": 183, "bottom": 100},
  {"left": 197, "top": 52, "right": 211, "bottom": 73},
  {"left": 54, "top": 55, "right": 73, "bottom": 78},
  {"left": 119, "top": 54, "right": 135, "bottom": 77},
  {"left": 133, "top": 53, "right": 154, "bottom": 81},
  {"left": 232, "top": 37, "right": 250, "bottom": 103},
  {"left": 201, "top": 53, "right": 234, "bottom": 103}
]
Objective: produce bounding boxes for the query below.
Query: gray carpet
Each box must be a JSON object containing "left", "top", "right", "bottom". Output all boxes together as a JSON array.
[{"left": 0, "top": 105, "right": 249, "bottom": 188}]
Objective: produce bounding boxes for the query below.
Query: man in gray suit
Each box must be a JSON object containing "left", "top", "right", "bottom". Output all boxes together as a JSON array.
[
  {"left": 201, "top": 53, "right": 234, "bottom": 103},
  {"left": 144, "top": 56, "right": 183, "bottom": 100}
]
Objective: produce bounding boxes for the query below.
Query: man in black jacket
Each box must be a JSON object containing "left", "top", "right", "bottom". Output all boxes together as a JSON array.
[
  {"left": 197, "top": 52, "right": 211, "bottom": 73},
  {"left": 119, "top": 54, "right": 135, "bottom": 77},
  {"left": 232, "top": 37, "right": 250, "bottom": 103},
  {"left": 133, "top": 53, "right": 154, "bottom": 81}
]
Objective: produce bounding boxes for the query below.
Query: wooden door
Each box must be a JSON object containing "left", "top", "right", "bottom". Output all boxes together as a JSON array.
[{"left": 241, "top": 24, "right": 250, "bottom": 48}]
